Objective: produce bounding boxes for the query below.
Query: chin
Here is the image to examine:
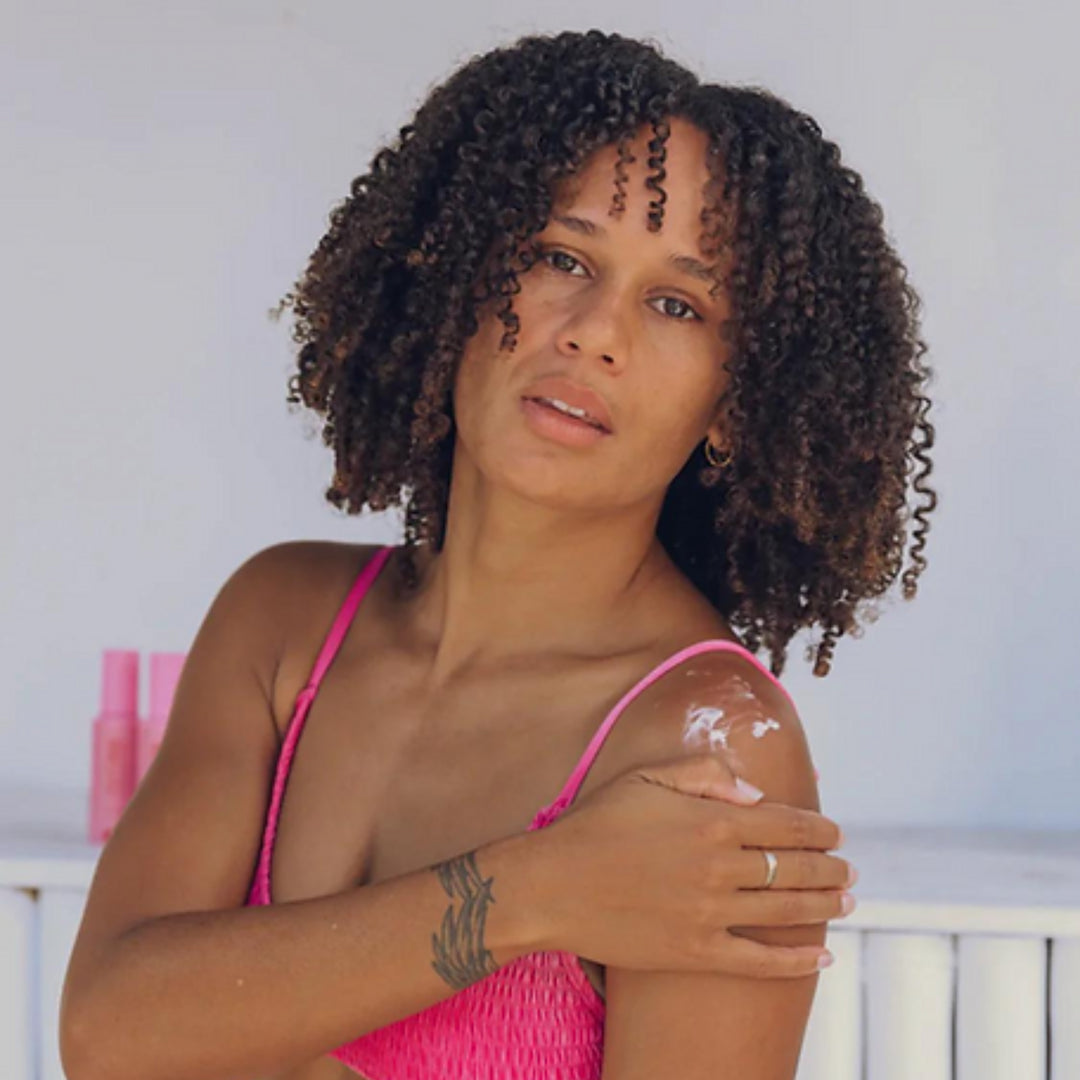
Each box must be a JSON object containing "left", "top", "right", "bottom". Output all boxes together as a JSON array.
[{"left": 489, "top": 453, "right": 607, "bottom": 509}]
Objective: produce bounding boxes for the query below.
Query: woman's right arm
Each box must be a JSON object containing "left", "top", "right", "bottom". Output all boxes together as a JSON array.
[{"left": 60, "top": 543, "right": 552, "bottom": 1080}]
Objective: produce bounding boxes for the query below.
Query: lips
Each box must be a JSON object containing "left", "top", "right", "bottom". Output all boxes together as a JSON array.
[
  {"left": 520, "top": 376, "right": 614, "bottom": 433},
  {"left": 527, "top": 398, "right": 607, "bottom": 431}
]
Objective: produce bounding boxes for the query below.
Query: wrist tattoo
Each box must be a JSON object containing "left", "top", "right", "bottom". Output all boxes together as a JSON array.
[{"left": 429, "top": 849, "right": 501, "bottom": 991}]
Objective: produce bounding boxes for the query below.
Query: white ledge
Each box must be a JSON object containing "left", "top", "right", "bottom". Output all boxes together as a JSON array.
[{"left": 1, "top": 786, "right": 1078, "bottom": 936}]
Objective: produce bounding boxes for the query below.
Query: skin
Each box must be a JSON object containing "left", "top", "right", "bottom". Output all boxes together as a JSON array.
[
  {"left": 255, "top": 115, "right": 828, "bottom": 1079},
  {"left": 58, "top": 119, "right": 838, "bottom": 1080},
  {"left": 380, "top": 117, "right": 827, "bottom": 1078},
  {"left": 395, "top": 116, "right": 734, "bottom": 689}
]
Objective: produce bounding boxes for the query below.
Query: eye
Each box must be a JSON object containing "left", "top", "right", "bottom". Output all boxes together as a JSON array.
[
  {"left": 542, "top": 248, "right": 588, "bottom": 276},
  {"left": 541, "top": 247, "right": 704, "bottom": 323},
  {"left": 649, "top": 296, "right": 703, "bottom": 323}
]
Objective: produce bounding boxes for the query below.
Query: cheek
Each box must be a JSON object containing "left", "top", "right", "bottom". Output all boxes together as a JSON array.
[
  {"left": 453, "top": 306, "right": 508, "bottom": 392},
  {"left": 452, "top": 289, "right": 557, "bottom": 432},
  {"left": 449, "top": 341, "right": 493, "bottom": 444},
  {"left": 639, "top": 345, "right": 724, "bottom": 442},
  {"left": 450, "top": 327, "right": 534, "bottom": 463},
  {"left": 634, "top": 387, "right": 714, "bottom": 462}
]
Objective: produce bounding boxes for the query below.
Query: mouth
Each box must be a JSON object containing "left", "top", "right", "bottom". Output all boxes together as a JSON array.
[
  {"left": 520, "top": 396, "right": 612, "bottom": 446},
  {"left": 521, "top": 396, "right": 611, "bottom": 434}
]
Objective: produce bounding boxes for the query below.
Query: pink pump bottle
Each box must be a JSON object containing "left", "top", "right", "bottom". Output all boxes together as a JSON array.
[
  {"left": 136, "top": 652, "right": 186, "bottom": 787},
  {"left": 88, "top": 649, "right": 139, "bottom": 844}
]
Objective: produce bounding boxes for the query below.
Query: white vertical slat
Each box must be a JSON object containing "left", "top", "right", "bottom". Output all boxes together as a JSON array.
[
  {"left": 1051, "top": 937, "right": 1080, "bottom": 1080},
  {"left": 956, "top": 934, "right": 1046, "bottom": 1080},
  {"left": 37, "top": 888, "right": 89, "bottom": 1080},
  {"left": 0, "top": 887, "right": 36, "bottom": 1080},
  {"left": 865, "top": 931, "right": 954, "bottom": 1080},
  {"left": 796, "top": 928, "right": 863, "bottom": 1080}
]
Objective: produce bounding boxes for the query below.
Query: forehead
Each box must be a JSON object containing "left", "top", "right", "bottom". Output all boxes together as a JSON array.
[{"left": 551, "top": 117, "right": 714, "bottom": 248}]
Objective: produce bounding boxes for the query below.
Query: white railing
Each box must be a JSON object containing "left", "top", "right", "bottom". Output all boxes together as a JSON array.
[
  {"left": 798, "top": 826, "right": 1080, "bottom": 1080},
  {"left": 2, "top": 788, "right": 1077, "bottom": 1080}
]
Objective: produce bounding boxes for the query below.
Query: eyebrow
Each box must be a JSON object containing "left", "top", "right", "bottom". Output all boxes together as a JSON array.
[{"left": 550, "top": 213, "right": 717, "bottom": 285}]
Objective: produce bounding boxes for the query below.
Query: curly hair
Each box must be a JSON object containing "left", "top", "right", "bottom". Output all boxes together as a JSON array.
[{"left": 273, "top": 28, "right": 938, "bottom": 679}]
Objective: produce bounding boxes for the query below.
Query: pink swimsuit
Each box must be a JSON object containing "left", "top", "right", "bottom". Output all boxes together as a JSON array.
[{"left": 245, "top": 544, "right": 793, "bottom": 1079}]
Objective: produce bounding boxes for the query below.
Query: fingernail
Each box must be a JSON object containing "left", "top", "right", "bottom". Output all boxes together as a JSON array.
[
  {"left": 735, "top": 777, "right": 764, "bottom": 801},
  {"left": 840, "top": 892, "right": 857, "bottom": 915},
  {"left": 846, "top": 863, "right": 858, "bottom": 887},
  {"left": 817, "top": 950, "right": 835, "bottom": 970}
]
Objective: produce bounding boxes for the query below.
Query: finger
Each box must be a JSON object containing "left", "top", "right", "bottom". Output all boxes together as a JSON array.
[
  {"left": 729, "top": 848, "right": 852, "bottom": 890},
  {"left": 713, "top": 933, "right": 832, "bottom": 979},
  {"left": 727, "top": 888, "right": 852, "bottom": 926},
  {"left": 726, "top": 802, "right": 844, "bottom": 852},
  {"left": 637, "top": 751, "right": 766, "bottom": 805}
]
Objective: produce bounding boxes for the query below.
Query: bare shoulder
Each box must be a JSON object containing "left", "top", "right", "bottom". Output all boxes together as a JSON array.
[
  {"left": 598, "top": 643, "right": 827, "bottom": 1078},
  {"left": 616, "top": 641, "right": 820, "bottom": 814},
  {"left": 242, "top": 540, "right": 390, "bottom": 739},
  {"left": 60, "top": 539, "right": 387, "bottom": 1039},
  {"left": 237, "top": 538, "right": 384, "bottom": 598}
]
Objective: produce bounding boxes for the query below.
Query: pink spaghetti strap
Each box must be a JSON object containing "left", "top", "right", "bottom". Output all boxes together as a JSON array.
[
  {"left": 303, "top": 544, "right": 395, "bottom": 695},
  {"left": 538, "top": 638, "right": 794, "bottom": 822},
  {"left": 250, "top": 544, "right": 395, "bottom": 902}
]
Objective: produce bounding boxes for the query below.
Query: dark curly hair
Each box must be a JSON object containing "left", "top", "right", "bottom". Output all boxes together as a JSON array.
[{"left": 273, "top": 28, "right": 938, "bottom": 679}]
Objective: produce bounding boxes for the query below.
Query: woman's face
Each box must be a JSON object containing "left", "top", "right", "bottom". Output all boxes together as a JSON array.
[{"left": 451, "top": 115, "right": 732, "bottom": 513}]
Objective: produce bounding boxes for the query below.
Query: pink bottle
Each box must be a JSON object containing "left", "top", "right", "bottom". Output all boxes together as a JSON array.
[
  {"left": 135, "top": 652, "right": 186, "bottom": 788},
  {"left": 88, "top": 649, "right": 139, "bottom": 844}
]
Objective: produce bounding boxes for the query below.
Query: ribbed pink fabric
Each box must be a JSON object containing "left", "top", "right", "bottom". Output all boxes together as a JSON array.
[{"left": 245, "top": 544, "right": 793, "bottom": 1079}]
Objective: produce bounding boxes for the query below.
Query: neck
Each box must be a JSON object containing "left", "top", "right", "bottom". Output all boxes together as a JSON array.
[{"left": 394, "top": 464, "right": 681, "bottom": 689}]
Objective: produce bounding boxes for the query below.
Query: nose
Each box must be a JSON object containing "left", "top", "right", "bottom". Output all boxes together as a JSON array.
[{"left": 555, "top": 288, "right": 629, "bottom": 369}]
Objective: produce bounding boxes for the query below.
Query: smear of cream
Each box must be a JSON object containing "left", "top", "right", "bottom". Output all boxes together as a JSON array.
[
  {"left": 680, "top": 674, "right": 783, "bottom": 762},
  {"left": 684, "top": 705, "right": 733, "bottom": 752}
]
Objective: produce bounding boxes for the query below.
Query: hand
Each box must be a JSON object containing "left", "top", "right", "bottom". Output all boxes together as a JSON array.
[{"left": 533, "top": 751, "right": 852, "bottom": 979}]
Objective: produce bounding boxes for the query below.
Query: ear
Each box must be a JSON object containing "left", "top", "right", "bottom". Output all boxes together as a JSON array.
[{"left": 704, "top": 415, "right": 727, "bottom": 451}]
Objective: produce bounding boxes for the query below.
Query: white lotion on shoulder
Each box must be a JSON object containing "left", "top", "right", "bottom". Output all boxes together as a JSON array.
[{"left": 680, "top": 673, "right": 784, "bottom": 766}]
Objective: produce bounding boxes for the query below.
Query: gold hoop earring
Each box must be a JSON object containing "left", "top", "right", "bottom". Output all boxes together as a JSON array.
[{"left": 704, "top": 439, "right": 732, "bottom": 468}]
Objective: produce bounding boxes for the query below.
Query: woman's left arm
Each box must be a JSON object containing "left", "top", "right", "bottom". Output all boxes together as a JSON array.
[{"left": 599, "top": 650, "right": 832, "bottom": 1080}]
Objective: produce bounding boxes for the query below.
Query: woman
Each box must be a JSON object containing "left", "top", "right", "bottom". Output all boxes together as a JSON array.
[{"left": 61, "top": 28, "right": 935, "bottom": 1080}]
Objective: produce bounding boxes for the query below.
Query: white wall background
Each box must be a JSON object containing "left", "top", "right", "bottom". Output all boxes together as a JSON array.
[{"left": 3, "top": 0, "right": 1077, "bottom": 828}]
